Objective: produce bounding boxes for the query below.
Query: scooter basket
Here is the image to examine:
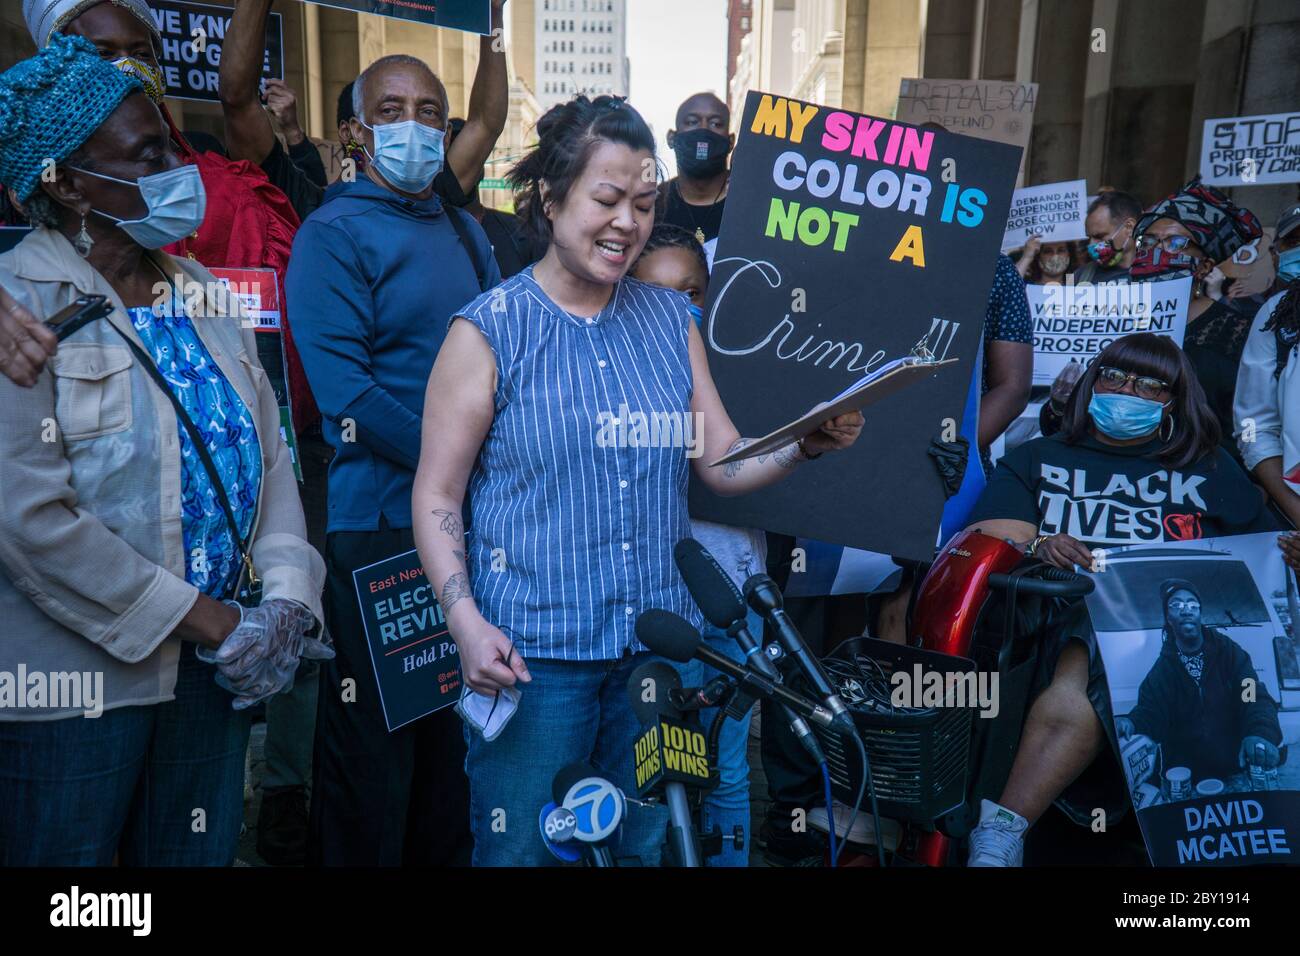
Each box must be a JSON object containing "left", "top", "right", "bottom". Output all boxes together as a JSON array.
[{"left": 812, "top": 637, "right": 976, "bottom": 828}]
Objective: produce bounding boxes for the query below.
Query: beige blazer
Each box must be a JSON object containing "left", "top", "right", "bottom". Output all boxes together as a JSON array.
[{"left": 0, "top": 227, "right": 324, "bottom": 720}]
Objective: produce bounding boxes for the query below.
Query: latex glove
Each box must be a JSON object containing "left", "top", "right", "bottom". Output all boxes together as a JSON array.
[
  {"left": 927, "top": 434, "right": 969, "bottom": 498},
  {"left": 197, "top": 598, "right": 333, "bottom": 709},
  {"left": 1239, "top": 735, "right": 1280, "bottom": 770},
  {"left": 0, "top": 283, "right": 58, "bottom": 387}
]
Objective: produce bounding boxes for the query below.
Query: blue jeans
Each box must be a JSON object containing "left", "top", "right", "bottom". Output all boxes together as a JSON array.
[
  {"left": 464, "top": 652, "right": 669, "bottom": 866},
  {"left": 0, "top": 644, "right": 252, "bottom": 866},
  {"left": 675, "top": 610, "right": 761, "bottom": 867}
]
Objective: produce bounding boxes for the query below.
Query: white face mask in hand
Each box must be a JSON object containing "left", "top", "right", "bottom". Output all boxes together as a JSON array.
[{"left": 456, "top": 684, "right": 520, "bottom": 741}]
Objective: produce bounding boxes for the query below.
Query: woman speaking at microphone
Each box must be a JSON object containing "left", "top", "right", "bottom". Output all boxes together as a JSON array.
[{"left": 412, "top": 94, "right": 863, "bottom": 866}]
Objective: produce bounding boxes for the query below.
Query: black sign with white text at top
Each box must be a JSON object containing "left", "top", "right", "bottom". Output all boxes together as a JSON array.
[
  {"left": 302, "top": 0, "right": 491, "bottom": 34},
  {"left": 352, "top": 548, "right": 461, "bottom": 732},
  {"left": 689, "top": 91, "right": 1021, "bottom": 561},
  {"left": 148, "top": 0, "right": 283, "bottom": 103}
]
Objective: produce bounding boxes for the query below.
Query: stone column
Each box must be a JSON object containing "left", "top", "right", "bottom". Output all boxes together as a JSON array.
[
  {"left": 1079, "top": 0, "right": 1207, "bottom": 205},
  {"left": 1187, "top": 0, "right": 1300, "bottom": 221}
]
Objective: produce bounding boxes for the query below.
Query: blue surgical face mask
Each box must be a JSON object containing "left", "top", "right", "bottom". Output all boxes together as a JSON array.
[
  {"left": 361, "top": 118, "right": 445, "bottom": 194},
  {"left": 1278, "top": 246, "right": 1300, "bottom": 284},
  {"left": 71, "top": 163, "right": 206, "bottom": 249},
  {"left": 1089, "top": 392, "right": 1169, "bottom": 440}
]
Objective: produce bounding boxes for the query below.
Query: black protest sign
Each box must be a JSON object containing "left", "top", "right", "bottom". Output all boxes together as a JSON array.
[
  {"left": 303, "top": 0, "right": 492, "bottom": 34},
  {"left": 149, "top": 0, "right": 283, "bottom": 103},
  {"left": 352, "top": 548, "right": 462, "bottom": 732},
  {"left": 689, "top": 91, "right": 1020, "bottom": 561}
]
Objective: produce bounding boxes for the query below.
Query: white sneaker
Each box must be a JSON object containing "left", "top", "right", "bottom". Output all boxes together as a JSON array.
[{"left": 967, "top": 799, "right": 1028, "bottom": 867}]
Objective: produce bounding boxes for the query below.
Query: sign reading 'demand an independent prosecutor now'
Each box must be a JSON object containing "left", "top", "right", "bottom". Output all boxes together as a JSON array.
[{"left": 353, "top": 548, "right": 461, "bottom": 731}]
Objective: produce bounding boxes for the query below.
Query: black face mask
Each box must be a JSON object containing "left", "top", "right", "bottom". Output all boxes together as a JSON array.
[{"left": 673, "top": 128, "right": 731, "bottom": 178}]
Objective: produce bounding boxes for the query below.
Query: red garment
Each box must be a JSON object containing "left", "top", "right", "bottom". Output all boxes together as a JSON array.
[{"left": 160, "top": 107, "right": 321, "bottom": 437}]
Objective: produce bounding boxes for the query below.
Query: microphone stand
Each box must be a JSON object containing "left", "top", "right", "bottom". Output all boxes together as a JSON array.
[{"left": 653, "top": 678, "right": 753, "bottom": 867}]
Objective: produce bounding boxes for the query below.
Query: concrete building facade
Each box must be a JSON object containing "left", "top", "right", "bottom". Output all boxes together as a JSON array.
[
  {"left": 728, "top": 0, "right": 1300, "bottom": 214},
  {"left": 532, "top": 0, "right": 628, "bottom": 110}
]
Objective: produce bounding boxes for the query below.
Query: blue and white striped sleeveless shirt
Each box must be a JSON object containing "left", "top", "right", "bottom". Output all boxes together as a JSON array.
[{"left": 453, "top": 266, "right": 703, "bottom": 661}]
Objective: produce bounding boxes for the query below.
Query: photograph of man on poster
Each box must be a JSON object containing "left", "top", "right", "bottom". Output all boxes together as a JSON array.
[{"left": 1116, "top": 578, "right": 1285, "bottom": 801}]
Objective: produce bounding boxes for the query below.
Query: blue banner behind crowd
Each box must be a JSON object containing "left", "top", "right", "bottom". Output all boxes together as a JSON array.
[{"left": 303, "top": 0, "right": 491, "bottom": 33}]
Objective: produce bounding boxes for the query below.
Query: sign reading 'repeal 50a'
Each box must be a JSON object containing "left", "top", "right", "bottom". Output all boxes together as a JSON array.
[{"left": 689, "top": 91, "right": 1021, "bottom": 562}]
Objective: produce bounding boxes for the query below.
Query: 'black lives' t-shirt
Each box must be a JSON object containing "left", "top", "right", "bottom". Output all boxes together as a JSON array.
[{"left": 968, "top": 433, "right": 1278, "bottom": 547}]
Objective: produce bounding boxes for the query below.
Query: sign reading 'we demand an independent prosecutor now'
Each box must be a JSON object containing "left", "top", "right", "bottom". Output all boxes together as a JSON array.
[
  {"left": 353, "top": 549, "right": 461, "bottom": 731},
  {"left": 1026, "top": 276, "right": 1191, "bottom": 387}
]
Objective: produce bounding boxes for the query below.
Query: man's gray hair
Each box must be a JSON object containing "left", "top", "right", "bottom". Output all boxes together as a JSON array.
[{"left": 352, "top": 54, "right": 446, "bottom": 122}]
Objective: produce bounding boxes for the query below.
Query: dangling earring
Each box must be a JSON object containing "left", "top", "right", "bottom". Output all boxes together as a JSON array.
[
  {"left": 73, "top": 212, "right": 93, "bottom": 258},
  {"left": 1160, "top": 413, "right": 1175, "bottom": 442}
]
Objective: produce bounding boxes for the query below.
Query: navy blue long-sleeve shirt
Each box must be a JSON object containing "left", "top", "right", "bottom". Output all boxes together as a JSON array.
[{"left": 287, "top": 177, "right": 501, "bottom": 532}]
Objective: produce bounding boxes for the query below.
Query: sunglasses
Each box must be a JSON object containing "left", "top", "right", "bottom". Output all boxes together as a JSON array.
[
  {"left": 1095, "top": 366, "right": 1172, "bottom": 400},
  {"left": 1136, "top": 233, "right": 1193, "bottom": 253}
]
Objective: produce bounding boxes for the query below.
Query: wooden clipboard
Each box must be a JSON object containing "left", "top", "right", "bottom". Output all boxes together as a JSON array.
[{"left": 710, "top": 358, "right": 959, "bottom": 467}]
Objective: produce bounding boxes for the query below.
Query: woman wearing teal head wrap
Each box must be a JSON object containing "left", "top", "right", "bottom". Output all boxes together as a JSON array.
[{"left": 0, "top": 36, "right": 328, "bottom": 866}]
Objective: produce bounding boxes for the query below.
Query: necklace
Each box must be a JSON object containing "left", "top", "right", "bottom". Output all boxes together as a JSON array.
[{"left": 676, "top": 175, "right": 727, "bottom": 245}]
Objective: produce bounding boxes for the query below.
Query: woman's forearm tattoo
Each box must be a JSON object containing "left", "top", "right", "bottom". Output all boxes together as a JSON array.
[
  {"left": 774, "top": 443, "right": 801, "bottom": 469},
  {"left": 432, "top": 509, "right": 463, "bottom": 540},
  {"left": 441, "top": 571, "right": 472, "bottom": 612},
  {"left": 723, "top": 438, "right": 754, "bottom": 479}
]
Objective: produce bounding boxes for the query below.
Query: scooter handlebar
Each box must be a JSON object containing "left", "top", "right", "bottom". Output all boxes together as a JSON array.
[{"left": 987, "top": 568, "right": 1095, "bottom": 599}]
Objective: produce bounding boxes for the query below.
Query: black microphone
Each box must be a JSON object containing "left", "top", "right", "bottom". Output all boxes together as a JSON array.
[
  {"left": 626, "top": 659, "right": 685, "bottom": 724},
  {"left": 744, "top": 572, "right": 855, "bottom": 734},
  {"left": 674, "top": 538, "right": 825, "bottom": 761},
  {"left": 636, "top": 610, "right": 834, "bottom": 730},
  {"left": 551, "top": 762, "right": 625, "bottom": 867}
]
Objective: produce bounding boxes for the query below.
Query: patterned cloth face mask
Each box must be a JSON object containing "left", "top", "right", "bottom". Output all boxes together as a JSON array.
[{"left": 111, "top": 56, "right": 166, "bottom": 103}]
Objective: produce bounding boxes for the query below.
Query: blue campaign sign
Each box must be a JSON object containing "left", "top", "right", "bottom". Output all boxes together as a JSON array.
[
  {"left": 352, "top": 548, "right": 462, "bottom": 731},
  {"left": 303, "top": 0, "right": 491, "bottom": 34},
  {"left": 0, "top": 227, "right": 33, "bottom": 253}
]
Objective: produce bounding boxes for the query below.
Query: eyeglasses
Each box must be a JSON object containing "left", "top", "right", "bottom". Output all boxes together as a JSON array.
[
  {"left": 1095, "top": 366, "right": 1172, "bottom": 400},
  {"left": 1169, "top": 600, "right": 1201, "bottom": 612},
  {"left": 1136, "top": 233, "right": 1193, "bottom": 254}
]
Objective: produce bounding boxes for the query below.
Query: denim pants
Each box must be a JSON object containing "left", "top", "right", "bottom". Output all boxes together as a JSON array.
[
  {"left": 464, "top": 651, "right": 669, "bottom": 866},
  {"left": 0, "top": 644, "right": 252, "bottom": 866},
  {"left": 675, "top": 610, "right": 761, "bottom": 867}
]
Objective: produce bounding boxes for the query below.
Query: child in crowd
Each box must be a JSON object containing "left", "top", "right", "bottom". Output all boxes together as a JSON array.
[{"left": 631, "top": 223, "right": 764, "bottom": 866}]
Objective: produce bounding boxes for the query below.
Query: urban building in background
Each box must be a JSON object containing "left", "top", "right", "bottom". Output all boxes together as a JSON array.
[
  {"left": 531, "top": 0, "right": 629, "bottom": 110},
  {"left": 726, "top": 0, "right": 754, "bottom": 91},
  {"left": 728, "top": 0, "right": 1300, "bottom": 213}
]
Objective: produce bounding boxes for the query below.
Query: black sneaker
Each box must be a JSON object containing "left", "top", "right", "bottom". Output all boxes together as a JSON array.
[
  {"left": 256, "top": 787, "right": 309, "bottom": 866},
  {"left": 758, "top": 812, "right": 827, "bottom": 866}
]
